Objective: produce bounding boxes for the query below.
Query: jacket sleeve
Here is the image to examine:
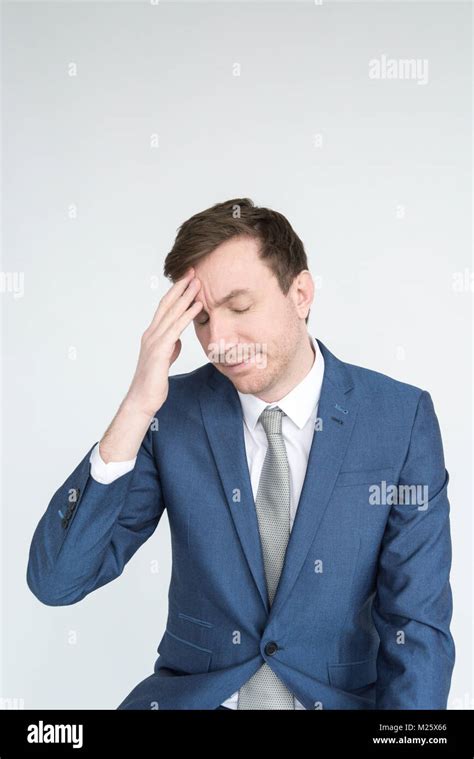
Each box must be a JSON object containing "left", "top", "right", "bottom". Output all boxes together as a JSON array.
[
  {"left": 26, "top": 425, "right": 165, "bottom": 606},
  {"left": 372, "top": 390, "right": 455, "bottom": 708}
]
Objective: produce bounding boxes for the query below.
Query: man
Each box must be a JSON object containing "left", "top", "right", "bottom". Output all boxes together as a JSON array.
[{"left": 27, "top": 198, "right": 455, "bottom": 710}]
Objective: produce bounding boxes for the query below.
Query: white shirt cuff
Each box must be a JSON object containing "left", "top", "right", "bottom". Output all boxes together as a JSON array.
[{"left": 89, "top": 441, "right": 137, "bottom": 484}]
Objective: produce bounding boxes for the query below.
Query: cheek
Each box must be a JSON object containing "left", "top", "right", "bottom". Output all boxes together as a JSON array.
[{"left": 193, "top": 329, "right": 208, "bottom": 352}]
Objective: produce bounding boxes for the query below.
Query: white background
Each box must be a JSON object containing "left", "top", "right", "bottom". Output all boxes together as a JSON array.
[{"left": 2, "top": 0, "right": 472, "bottom": 709}]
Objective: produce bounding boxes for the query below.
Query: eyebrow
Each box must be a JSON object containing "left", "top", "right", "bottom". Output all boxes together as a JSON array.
[
  {"left": 193, "top": 288, "right": 254, "bottom": 319},
  {"left": 213, "top": 288, "right": 253, "bottom": 307}
]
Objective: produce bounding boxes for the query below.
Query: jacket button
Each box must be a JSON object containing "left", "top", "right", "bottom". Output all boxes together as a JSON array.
[{"left": 264, "top": 641, "right": 278, "bottom": 656}]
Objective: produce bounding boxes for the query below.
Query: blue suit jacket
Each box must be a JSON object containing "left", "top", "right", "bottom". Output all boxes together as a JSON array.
[{"left": 26, "top": 338, "right": 455, "bottom": 709}]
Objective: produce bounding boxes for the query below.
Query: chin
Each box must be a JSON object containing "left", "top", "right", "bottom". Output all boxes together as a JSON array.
[{"left": 231, "top": 375, "right": 267, "bottom": 394}]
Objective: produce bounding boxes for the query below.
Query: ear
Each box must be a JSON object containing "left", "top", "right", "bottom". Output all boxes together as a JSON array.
[{"left": 292, "top": 270, "right": 314, "bottom": 321}]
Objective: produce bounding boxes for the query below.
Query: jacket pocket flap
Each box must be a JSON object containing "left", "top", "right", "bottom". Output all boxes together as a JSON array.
[
  {"left": 157, "top": 629, "right": 212, "bottom": 674},
  {"left": 328, "top": 657, "right": 377, "bottom": 690}
]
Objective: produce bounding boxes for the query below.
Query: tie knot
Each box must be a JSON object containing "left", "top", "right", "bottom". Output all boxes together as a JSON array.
[{"left": 259, "top": 405, "right": 285, "bottom": 436}]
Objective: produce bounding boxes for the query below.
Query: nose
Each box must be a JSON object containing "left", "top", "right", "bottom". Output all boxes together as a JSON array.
[{"left": 205, "top": 319, "right": 240, "bottom": 364}]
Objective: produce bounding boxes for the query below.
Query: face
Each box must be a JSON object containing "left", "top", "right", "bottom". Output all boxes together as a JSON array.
[{"left": 189, "top": 235, "right": 314, "bottom": 398}]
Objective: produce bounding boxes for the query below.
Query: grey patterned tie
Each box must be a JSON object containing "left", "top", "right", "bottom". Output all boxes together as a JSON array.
[{"left": 237, "top": 405, "right": 296, "bottom": 709}]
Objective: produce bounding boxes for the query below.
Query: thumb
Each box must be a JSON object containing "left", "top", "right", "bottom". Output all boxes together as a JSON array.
[{"left": 170, "top": 338, "right": 182, "bottom": 366}]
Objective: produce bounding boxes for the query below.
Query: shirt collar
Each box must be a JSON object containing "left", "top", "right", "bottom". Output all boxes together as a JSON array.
[{"left": 236, "top": 334, "right": 325, "bottom": 431}]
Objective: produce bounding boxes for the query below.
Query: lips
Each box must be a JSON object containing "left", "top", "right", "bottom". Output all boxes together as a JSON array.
[
  {"left": 226, "top": 357, "right": 251, "bottom": 365},
  {"left": 224, "top": 356, "right": 254, "bottom": 369}
]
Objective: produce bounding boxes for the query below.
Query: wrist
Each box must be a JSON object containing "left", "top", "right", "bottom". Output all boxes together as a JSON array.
[{"left": 121, "top": 395, "right": 157, "bottom": 421}]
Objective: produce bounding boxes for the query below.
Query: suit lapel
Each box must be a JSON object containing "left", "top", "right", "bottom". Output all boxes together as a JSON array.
[
  {"left": 198, "top": 338, "right": 359, "bottom": 619},
  {"left": 199, "top": 372, "right": 270, "bottom": 613},
  {"left": 268, "top": 340, "right": 359, "bottom": 622}
]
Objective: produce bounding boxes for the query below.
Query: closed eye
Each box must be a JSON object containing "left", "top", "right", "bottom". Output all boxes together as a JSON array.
[{"left": 195, "top": 307, "right": 250, "bottom": 326}]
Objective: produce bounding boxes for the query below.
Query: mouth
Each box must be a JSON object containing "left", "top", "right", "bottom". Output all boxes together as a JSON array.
[{"left": 223, "top": 356, "right": 255, "bottom": 371}]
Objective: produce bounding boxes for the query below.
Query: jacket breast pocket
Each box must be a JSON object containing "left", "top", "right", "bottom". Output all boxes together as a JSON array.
[
  {"left": 334, "top": 467, "right": 394, "bottom": 487},
  {"left": 327, "top": 657, "right": 378, "bottom": 691},
  {"left": 157, "top": 629, "right": 212, "bottom": 674},
  {"left": 332, "top": 468, "right": 395, "bottom": 534}
]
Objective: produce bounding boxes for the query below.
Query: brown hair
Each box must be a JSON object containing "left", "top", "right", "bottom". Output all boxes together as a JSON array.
[{"left": 163, "top": 197, "right": 310, "bottom": 324}]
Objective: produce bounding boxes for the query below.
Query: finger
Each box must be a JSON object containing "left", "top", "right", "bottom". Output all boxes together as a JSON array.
[
  {"left": 147, "top": 268, "right": 195, "bottom": 332},
  {"left": 160, "top": 299, "right": 203, "bottom": 346},
  {"left": 155, "top": 276, "right": 202, "bottom": 336}
]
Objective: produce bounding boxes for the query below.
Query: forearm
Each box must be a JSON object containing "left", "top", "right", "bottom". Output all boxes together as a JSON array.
[
  {"left": 99, "top": 398, "right": 156, "bottom": 462},
  {"left": 27, "top": 429, "right": 164, "bottom": 606}
]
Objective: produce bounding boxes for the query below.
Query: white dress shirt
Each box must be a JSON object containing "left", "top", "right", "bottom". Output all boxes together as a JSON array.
[{"left": 89, "top": 333, "right": 325, "bottom": 710}]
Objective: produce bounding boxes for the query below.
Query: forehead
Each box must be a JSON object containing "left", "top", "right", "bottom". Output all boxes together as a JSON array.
[{"left": 192, "top": 236, "right": 273, "bottom": 305}]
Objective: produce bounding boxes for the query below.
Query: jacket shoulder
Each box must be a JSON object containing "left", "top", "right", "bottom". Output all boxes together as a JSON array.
[
  {"left": 341, "top": 356, "right": 427, "bottom": 403},
  {"left": 169, "top": 361, "right": 212, "bottom": 386}
]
